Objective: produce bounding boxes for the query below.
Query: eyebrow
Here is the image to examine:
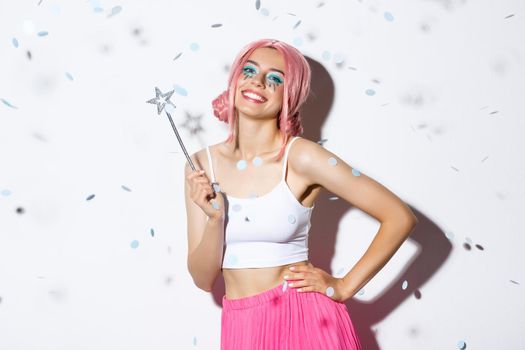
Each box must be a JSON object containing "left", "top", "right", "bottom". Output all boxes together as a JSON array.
[{"left": 245, "top": 60, "right": 285, "bottom": 76}]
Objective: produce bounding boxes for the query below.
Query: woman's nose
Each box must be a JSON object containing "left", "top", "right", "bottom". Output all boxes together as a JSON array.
[{"left": 250, "top": 76, "right": 265, "bottom": 88}]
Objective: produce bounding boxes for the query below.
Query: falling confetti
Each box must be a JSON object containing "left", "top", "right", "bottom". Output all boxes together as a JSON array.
[
  {"left": 322, "top": 51, "right": 331, "bottom": 61},
  {"left": 328, "top": 157, "right": 337, "bottom": 166},
  {"left": 510, "top": 280, "right": 519, "bottom": 285},
  {"left": 212, "top": 183, "right": 221, "bottom": 193},
  {"left": 445, "top": 231, "right": 455, "bottom": 240},
  {"left": 193, "top": 336, "right": 197, "bottom": 346},
  {"left": 288, "top": 214, "right": 296, "bottom": 224},
  {"left": 86, "top": 194, "right": 95, "bottom": 201},
  {"left": 457, "top": 340, "right": 466, "bottom": 349},
  {"left": 282, "top": 280, "right": 288, "bottom": 292},
  {"left": 317, "top": 2, "right": 325, "bottom": 7},
  {"left": 37, "top": 31, "right": 49, "bottom": 37},
  {"left": 475, "top": 244, "right": 484, "bottom": 251},
  {"left": 357, "top": 289, "right": 365, "bottom": 296},
  {"left": 165, "top": 103, "right": 176, "bottom": 114},
  {"left": 107, "top": 5, "right": 122, "bottom": 18},
  {"left": 352, "top": 168, "right": 361, "bottom": 176},
  {"left": 12, "top": 38, "right": 19, "bottom": 48},
  {"left": 150, "top": 228, "right": 155, "bottom": 237},
  {"left": 333, "top": 53, "right": 345, "bottom": 64},
  {"left": 16, "top": 207, "right": 25, "bottom": 214},
  {"left": 226, "top": 254, "right": 238, "bottom": 265},
  {"left": 211, "top": 23, "right": 222, "bottom": 28},
  {"left": 384, "top": 11, "right": 394, "bottom": 21},
  {"left": 252, "top": 156, "right": 263, "bottom": 167},
  {"left": 293, "top": 20, "right": 302, "bottom": 29},
  {"left": 293, "top": 37, "right": 303, "bottom": 46},
  {"left": 121, "top": 185, "right": 131, "bottom": 192},
  {"left": 212, "top": 201, "right": 220, "bottom": 210},
  {"left": 27, "top": 50, "right": 32, "bottom": 59},
  {"left": 236, "top": 160, "right": 247, "bottom": 170},
  {"left": 173, "top": 84, "right": 188, "bottom": 96},
  {"left": 173, "top": 52, "right": 182, "bottom": 60},
  {"left": 130, "top": 240, "right": 139, "bottom": 249},
  {"left": 463, "top": 242, "right": 471, "bottom": 250},
  {"left": 329, "top": 196, "right": 339, "bottom": 201},
  {"left": 65, "top": 72, "right": 74, "bottom": 81},
  {"left": 255, "top": 0, "right": 261, "bottom": 10},
  {"left": 365, "top": 89, "right": 376, "bottom": 96},
  {"left": 325, "top": 286, "right": 335, "bottom": 297},
  {"left": 189, "top": 42, "right": 200, "bottom": 51},
  {"left": 504, "top": 14, "right": 514, "bottom": 19},
  {"left": 1, "top": 98, "right": 18, "bottom": 109},
  {"left": 260, "top": 8, "right": 270, "bottom": 16},
  {"left": 232, "top": 204, "right": 242, "bottom": 212},
  {"left": 1, "top": 189, "right": 12, "bottom": 196},
  {"left": 402, "top": 280, "right": 408, "bottom": 290}
]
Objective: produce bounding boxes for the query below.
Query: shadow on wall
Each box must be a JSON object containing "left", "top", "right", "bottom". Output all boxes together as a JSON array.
[{"left": 210, "top": 56, "right": 452, "bottom": 350}]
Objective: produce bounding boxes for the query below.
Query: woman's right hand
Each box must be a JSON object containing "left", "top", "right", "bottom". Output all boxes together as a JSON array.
[{"left": 186, "top": 169, "right": 225, "bottom": 220}]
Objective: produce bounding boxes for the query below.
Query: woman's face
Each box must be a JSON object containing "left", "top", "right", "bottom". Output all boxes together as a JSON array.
[{"left": 234, "top": 47, "right": 286, "bottom": 120}]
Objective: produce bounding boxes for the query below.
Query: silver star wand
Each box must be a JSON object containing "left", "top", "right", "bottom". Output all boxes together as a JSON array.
[{"left": 146, "top": 87, "right": 221, "bottom": 196}]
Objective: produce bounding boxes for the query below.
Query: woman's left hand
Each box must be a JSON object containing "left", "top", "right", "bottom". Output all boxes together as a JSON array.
[{"left": 284, "top": 262, "right": 349, "bottom": 303}]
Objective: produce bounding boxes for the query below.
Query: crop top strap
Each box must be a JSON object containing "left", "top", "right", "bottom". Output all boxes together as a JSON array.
[
  {"left": 281, "top": 136, "right": 300, "bottom": 181},
  {"left": 205, "top": 146, "right": 217, "bottom": 183}
]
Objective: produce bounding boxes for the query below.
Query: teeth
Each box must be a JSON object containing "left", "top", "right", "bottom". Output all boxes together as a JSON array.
[{"left": 243, "top": 91, "right": 265, "bottom": 101}]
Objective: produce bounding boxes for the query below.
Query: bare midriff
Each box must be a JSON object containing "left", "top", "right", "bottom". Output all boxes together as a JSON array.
[{"left": 222, "top": 259, "right": 310, "bottom": 300}]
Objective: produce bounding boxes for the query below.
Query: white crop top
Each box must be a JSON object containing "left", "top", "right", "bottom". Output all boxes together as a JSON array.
[{"left": 205, "top": 136, "right": 315, "bottom": 269}]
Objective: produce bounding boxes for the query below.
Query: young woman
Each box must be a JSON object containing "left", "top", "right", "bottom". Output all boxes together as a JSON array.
[{"left": 184, "top": 39, "right": 418, "bottom": 349}]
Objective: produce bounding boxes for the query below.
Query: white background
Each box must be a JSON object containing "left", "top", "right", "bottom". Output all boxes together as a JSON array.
[{"left": 1, "top": 0, "right": 524, "bottom": 349}]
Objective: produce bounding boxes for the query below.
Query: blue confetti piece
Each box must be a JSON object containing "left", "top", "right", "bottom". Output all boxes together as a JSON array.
[
  {"left": 1, "top": 98, "right": 18, "bottom": 109},
  {"left": 232, "top": 203, "right": 242, "bottom": 212},
  {"left": 365, "top": 88, "right": 376, "bottom": 96},
  {"left": 336, "top": 267, "right": 345, "bottom": 276},
  {"left": 1, "top": 189, "right": 12, "bottom": 196},
  {"left": 173, "top": 84, "right": 188, "bottom": 96},
  {"left": 357, "top": 289, "right": 365, "bottom": 296},
  {"left": 130, "top": 240, "right": 139, "bottom": 249},
  {"left": 260, "top": 8, "right": 270, "bottom": 16},
  {"left": 352, "top": 168, "right": 361, "bottom": 176},
  {"left": 293, "top": 37, "right": 303, "bottom": 46},
  {"left": 333, "top": 53, "right": 345, "bottom": 64},
  {"left": 12, "top": 38, "right": 19, "bottom": 48},
  {"left": 402, "top": 280, "right": 408, "bottom": 290},
  {"left": 94, "top": 7, "right": 104, "bottom": 13},
  {"left": 212, "top": 201, "right": 220, "bottom": 210},
  {"left": 108, "top": 5, "right": 122, "bottom": 17},
  {"left": 236, "top": 160, "right": 247, "bottom": 170},
  {"left": 65, "top": 72, "right": 74, "bottom": 81},
  {"left": 457, "top": 340, "right": 466, "bottom": 349},
  {"left": 150, "top": 228, "right": 155, "bottom": 237},
  {"left": 384, "top": 11, "right": 394, "bottom": 22},
  {"left": 322, "top": 51, "right": 331, "bottom": 61},
  {"left": 37, "top": 31, "right": 49, "bottom": 37},
  {"left": 86, "top": 194, "right": 95, "bottom": 201},
  {"left": 252, "top": 156, "right": 263, "bottom": 167},
  {"left": 328, "top": 157, "right": 337, "bottom": 166},
  {"left": 190, "top": 42, "right": 200, "bottom": 51},
  {"left": 121, "top": 185, "right": 131, "bottom": 192},
  {"left": 193, "top": 336, "right": 197, "bottom": 346}
]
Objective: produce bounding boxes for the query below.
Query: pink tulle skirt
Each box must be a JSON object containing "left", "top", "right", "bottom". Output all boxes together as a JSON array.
[{"left": 221, "top": 279, "right": 362, "bottom": 350}]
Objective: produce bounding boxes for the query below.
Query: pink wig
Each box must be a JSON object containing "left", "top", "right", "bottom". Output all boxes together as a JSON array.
[{"left": 212, "top": 39, "right": 311, "bottom": 161}]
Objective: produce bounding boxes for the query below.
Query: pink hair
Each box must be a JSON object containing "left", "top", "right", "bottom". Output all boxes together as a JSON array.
[{"left": 212, "top": 39, "right": 311, "bottom": 161}]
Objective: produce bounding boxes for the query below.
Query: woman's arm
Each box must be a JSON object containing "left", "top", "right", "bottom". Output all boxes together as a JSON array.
[
  {"left": 184, "top": 155, "right": 224, "bottom": 292},
  {"left": 292, "top": 138, "right": 418, "bottom": 300}
]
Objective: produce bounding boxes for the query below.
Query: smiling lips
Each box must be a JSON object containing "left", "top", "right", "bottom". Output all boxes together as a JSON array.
[{"left": 241, "top": 89, "right": 267, "bottom": 104}]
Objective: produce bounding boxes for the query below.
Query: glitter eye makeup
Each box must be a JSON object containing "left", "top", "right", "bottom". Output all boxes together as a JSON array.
[{"left": 241, "top": 62, "right": 284, "bottom": 91}]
